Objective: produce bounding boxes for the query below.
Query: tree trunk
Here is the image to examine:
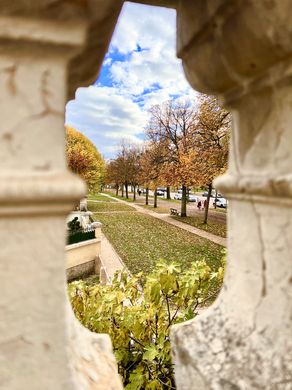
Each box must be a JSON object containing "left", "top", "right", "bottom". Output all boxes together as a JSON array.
[
  {"left": 203, "top": 183, "right": 212, "bottom": 224},
  {"left": 116, "top": 184, "right": 119, "bottom": 196},
  {"left": 166, "top": 186, "right": 171, "bottom": 200},
  {"left": 214, "top": 189, "right": 218, "bottom": 209},
  {"left": 122, "top": 184, "right": 124, "bottom": 197},
  {"left": 154, "top": 188, "right": 158, "bottom": 208},
  {"left": 125, "top": 181, "right": 129, "bottom": 199},
  {"left": 133, "top": 185, "right": 136, "bottom": 201},
  {"left": 181, "top": 185, "right": 187, "bottom": 217},
  {"left": 146, "top": 187, "right": 149, "bottom": 205}
]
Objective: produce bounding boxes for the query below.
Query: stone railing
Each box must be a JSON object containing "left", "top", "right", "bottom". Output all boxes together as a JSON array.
[
  {"left": 66, "top": 222, "right": 102, "bottom": 282},
  {"left": 1, "top": 1, "right": 292, "bottom": 389}
]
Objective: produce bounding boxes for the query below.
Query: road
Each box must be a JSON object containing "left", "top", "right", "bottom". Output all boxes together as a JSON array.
[{"left": 104, "top": 190, "right": 227, "bottom": 225}]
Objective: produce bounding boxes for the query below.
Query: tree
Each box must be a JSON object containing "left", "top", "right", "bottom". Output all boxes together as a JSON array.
[
  {"left": 66, "top": 126, "right": 105, "bottom": 192},
  {"left": 69, "top": 258, "right": 225, "bottom": 389},
  {"left": 105, "top": 142, "right": 142, "bottom": 201},
  {"left": 140, "top": 142, "right": 166, "bottom": 208},
  {"left": 126, "top": 145, "right": 142, "bottom": 201},
  {"left": 110, "top": 142, "right": 141, "bottom": 200},
  {"left": 192, "top": 95, "right": 231, "bottom": 224},
  {"left": 116, "top": 142, "right": 130, "bottom": 199},
  {"left": 139, "top": 148, "right": 152, "bottom": 205},
  {"left": 106, "top": 159, "right": 121, "bottom": 196},
  {"left": 147, "top": 100, "right": 196, "bottom": 217}
]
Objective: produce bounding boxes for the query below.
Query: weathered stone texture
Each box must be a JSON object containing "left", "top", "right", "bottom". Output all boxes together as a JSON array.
[
  {"left": 69, "top": 310, "right": 123, "bottom": 390},
  {"left": 0, "top": 1, "right": 123, "bottom": 389},
  {"left": 1, "top": 0, "right": 292, "bottom": 389},
  {"left": 172, "top": 1, "right": 292, "bottom": 389},
  {"left": 67, "top": 259, "right": 96, "bottom": 281},
  {"left": 177, "top": 0, "right": 292, "bottom": 97},
  {"left": 172, "top": 201, "right": 292, "bottom": 389}
]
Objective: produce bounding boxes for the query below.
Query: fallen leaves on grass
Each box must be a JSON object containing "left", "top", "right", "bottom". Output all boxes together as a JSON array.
[
  {"left": 87, "top": 193, "right": 117, "bottom": 202},
  {"left": 93, "top": 212, "right": 224, "bottom": 274},
  {"left": 88, "top": 201, "right": 135, "bottom": 213},
  {"left": 172, "top": 215, "right": 227, "bottom": 238}
]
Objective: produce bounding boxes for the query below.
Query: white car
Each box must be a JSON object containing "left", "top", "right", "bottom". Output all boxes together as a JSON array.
[
  {"left": 156, "top": 189, "right": 165, "bottom": 196},
  {"left": 188, "top": 194, "right": 198, "bottom": 202},
  {"left": 173, "top": 193, "right": 198, "bottom": 202},
  {"left": 213, "top": 198, "right": 228, "bottom": 208},
  {"left": 173, "top": 193, "right": 182, "bottom": 200}
]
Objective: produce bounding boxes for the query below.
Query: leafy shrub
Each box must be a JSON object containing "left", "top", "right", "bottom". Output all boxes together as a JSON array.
[
  {"left": 67, "top": 217, "right": 96, "bottom": 245},
  {"left": 67, "top": 230, "right": 95, "bottom": 245},
  {"left": 67, "top": 217, "right": 81, "bottom": 233},
  {"left": 68, "top": 259, "right": 225, "bottom": 389}
]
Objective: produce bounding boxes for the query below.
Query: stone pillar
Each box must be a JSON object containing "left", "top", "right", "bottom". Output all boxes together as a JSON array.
[
  {"left": 0, "top": 2, "right": 123, "bottom": 389},
  {"left": 172, "top": 1, "right": 292, "bottom": 389},
  {"left": 93, "top": 222, "right": 102, "bottom": 239}
]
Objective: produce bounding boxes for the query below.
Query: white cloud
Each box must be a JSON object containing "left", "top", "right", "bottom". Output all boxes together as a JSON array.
[
  {"left": 111, "top": 2, "right": 175, "bottom": 54},
  {"left": 66, "top": 86, "right": 146, "bottom": 158},
  {"left": 66, "top": 2, "right": 196, "bottom": 158},
  {"left": 109, "top": 2, "right": 193, "bottom": 103}
]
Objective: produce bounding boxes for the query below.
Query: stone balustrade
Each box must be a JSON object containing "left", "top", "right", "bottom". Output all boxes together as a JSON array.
[
  {"left": 1, "top": 1, "right": 292, "bottom": 389},
  {"left": 66, "top": 223, "right": 102, "bottom": 282}
]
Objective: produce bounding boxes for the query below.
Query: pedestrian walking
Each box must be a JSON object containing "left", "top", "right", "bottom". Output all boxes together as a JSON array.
[{"left": 197, "top": 200, "right": 202, "bottom": 211}]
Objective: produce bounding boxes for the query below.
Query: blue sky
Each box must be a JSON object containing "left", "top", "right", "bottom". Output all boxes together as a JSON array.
[{"left": 65, "top": 2, "right": 194, "bottom": 159}]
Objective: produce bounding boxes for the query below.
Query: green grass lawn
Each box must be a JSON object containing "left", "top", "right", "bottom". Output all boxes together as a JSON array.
[
  {"left": 103, "top": 193, "right": 138, "bottom": 203},
  {"left": 88, "top": 201, "right": 136, "bottom": 213},
  {"left": 93, "top": 211, "right": 224, "bottom": 274},
  {"left": 87, "top": 193, "right": 117, "bottom": 202},
  {"left": 172, "top": 215, "right": 227, "bottom": 238}
]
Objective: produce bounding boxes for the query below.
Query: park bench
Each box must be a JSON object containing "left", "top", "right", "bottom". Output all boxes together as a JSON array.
[{"left": 170, "top": 208, "right": 181, "bottom": 216}]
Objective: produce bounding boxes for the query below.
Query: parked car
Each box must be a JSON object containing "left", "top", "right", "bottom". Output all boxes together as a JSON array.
[
  {"left": 177, "top": 187, "right": 193, "bottom": 194},
  {"left": 188, "top": 194, "right": 198, "bottom": 202},
  {"left": 156, "top": 189, "right": 165, "bottom": 196},
  {"left": 203, "top": 192, "right": 215, "bottom": 197},
  {"left": 202, "top": 191, "right": 219, "bottom": 198},
  {"left": 173, "top": 193, "right": 197, "bottom": 202},
  {"left": 213, "top": 198, "right": 228, "bottom": 208},
  {"left": 173, "top": 193, "right": 182, "bottom": 200},
  {"left": 202, "top": 191, "right": 223, "bottom": 198}
]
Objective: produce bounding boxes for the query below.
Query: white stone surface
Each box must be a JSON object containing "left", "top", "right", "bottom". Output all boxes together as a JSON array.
[
  {"left": 1, "top": 0, "right": 292, "bottom": 389},
  {"left": 66, "top": 238, "right": 101, "bottom": 269},
  {"left": 0, "top": 2, "right": 123, "bottom": 389},
  {"left": 172, "top": 1, "right": 292, "bottom": 389}
]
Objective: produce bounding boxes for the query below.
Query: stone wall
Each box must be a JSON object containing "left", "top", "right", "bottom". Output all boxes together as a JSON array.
[
  {"left": 1, "top": 1, "right": 292, "bottom": 389},
  {"left": 0, "top": 1, "right": 124, "bottom": 389},
  {"left": 66, "top": 238, "right": 101, "bottom": 281},
  {"left": 171, "top": 1, "right": 292, "bottom": 389}
]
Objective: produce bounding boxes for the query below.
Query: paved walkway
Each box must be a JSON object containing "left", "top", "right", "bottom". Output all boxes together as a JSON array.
[
  {"left": 99, "top": 233, "right": 125, "bottom": 280},
  {"left": 100, "top": 194, "right": 227, "bottom": 247}
]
